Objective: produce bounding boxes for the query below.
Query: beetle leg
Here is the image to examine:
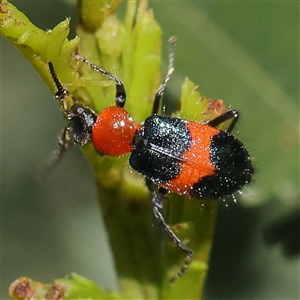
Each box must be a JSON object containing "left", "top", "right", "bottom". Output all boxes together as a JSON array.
[{"left": 146, "top": 178, "right": 193, "bottom": 283}]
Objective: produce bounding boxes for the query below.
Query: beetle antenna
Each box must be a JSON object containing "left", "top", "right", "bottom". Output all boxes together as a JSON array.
[{"left": 48, "top": 62, "right": 69, "bottom": 111}]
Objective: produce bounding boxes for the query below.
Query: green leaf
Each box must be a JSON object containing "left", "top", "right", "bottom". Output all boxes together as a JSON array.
[{"left": 8, "top": 274, "right": 122, "bottom": 300}]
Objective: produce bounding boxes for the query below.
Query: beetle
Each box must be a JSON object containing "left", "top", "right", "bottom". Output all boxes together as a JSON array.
[{"left": 47, "top": 37, "right": 253, "bottom": 282}]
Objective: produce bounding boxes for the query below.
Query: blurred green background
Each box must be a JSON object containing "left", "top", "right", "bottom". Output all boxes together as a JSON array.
[{"left": 1, "top": 1, "right": 299, "bottom": 299}]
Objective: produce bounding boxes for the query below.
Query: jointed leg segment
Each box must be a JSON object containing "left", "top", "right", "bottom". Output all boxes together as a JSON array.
[
  {"left": 151, "top": 36, "right": 177, "bottom": 115},
  {"left": 146, "top": 178, "right": 193, "bottom": 283},
  {"left": 206, "top": 109, "right": 239, "bottom": 133},
  {"left": 73, "top": 55, "right": 127, "bottom": 108}
]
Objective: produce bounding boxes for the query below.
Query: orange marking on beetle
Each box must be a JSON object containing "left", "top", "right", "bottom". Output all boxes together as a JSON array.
[{"left": 161, "top": 122, "right": 219, "bottom": 195}]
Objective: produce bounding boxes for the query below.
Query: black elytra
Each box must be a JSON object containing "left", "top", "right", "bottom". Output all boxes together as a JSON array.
[
  {"left": 130, "top": 115, "right": 191, "bottom": 183},
  {"left": 190, "top": 132, "right": 253, "bottom": 199}
]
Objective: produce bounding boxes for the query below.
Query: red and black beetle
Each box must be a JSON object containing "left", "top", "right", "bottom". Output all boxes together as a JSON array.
[{"left": 48, "top": 37, "right": 253, "bottom": 282}]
